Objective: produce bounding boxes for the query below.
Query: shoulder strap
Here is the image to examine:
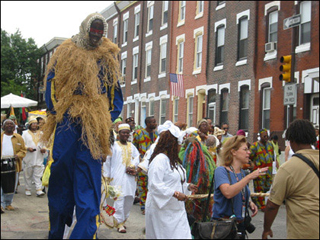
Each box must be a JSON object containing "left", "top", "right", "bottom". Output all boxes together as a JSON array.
[
  {"left": 225, "top": 169, "right": 235, "bottom": 216},
  {"left": 202, "top": 170, "right": 215, "bottom": 222},
  {"left": 293, "top": 153, "right": 319, "bottom": 178}
]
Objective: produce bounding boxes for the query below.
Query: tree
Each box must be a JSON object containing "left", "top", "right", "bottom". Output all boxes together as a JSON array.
[{"left": 1, "top": 29, "right": 42, "bottom": 99}]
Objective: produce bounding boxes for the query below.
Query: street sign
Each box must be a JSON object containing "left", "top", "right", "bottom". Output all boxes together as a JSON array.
[
  {"left": 284, "top": 83, "right": 297, "bottom": 105},
  {"left": 283, "top": 14, "right": 301, "bottom": 30}
]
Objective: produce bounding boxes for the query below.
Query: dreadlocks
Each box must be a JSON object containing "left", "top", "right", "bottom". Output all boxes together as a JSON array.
[
  {"left": 149, "top": 130, "right": 181, "bottom": 170},
  {"left": 286, "top": 119, "right": 316, "bottom": 145}
]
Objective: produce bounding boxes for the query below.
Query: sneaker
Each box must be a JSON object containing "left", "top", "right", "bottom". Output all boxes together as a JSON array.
[
  {"left": 36, "top": 190, "right": 45, "bottom": 196},
  {"left": 25, "top": 190, "right": 31, "bottom": 196},
  {"left": 5, "top": 205, "right": 14, "bottom": 211}
]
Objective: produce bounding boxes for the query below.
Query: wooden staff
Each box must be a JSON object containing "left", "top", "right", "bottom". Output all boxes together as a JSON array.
[{"left": 186, "top": 192, "right": 270, "bottom": 200}]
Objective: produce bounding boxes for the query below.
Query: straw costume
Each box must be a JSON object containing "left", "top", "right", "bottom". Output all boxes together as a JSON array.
[{"left": 42, "top": 13, "right": 123, "bottom": 239}]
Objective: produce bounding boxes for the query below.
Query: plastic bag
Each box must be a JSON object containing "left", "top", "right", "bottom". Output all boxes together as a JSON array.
[{"left": 42, "top": 160, "right": 53, "bottom": 187}]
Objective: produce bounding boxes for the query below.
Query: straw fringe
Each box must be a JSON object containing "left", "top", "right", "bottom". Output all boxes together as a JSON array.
[{"left": 41, "top": 38, "right": 120, "bottom": 160}]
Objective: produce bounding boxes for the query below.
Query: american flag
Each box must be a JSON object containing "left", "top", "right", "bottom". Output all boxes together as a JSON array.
[{"left": 170, "top": 73, "right": 184, "bottom": 98}]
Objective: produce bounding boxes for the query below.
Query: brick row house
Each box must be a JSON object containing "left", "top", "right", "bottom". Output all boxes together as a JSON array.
[
  {"left": 254, "top": 1, "right": 319, "bottom": 146},
  {"left": 37, "top": 1, "right": 318, "bottom": 147},
  {"left": 102, "top": 1, "right": 171, "bottom": 128}
]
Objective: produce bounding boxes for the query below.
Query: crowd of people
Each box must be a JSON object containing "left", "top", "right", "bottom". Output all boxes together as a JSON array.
[
  {"left": 104, "top": 115, "right": 319, "bottom": 239},
  {"left": 1, "top": 11, "right": 319, "bottom": 239},
  {"left": 1, "top": 115, "right": 48, "bottom": 214}
]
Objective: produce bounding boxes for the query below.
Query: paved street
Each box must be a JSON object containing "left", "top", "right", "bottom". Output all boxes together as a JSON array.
[{"left": 1, "top": 171, "right": 287, "bottom": 239}]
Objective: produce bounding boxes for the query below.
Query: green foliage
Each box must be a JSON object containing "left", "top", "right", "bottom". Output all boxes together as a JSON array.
[{"left": 1, "top": 29, "right": 42, "bottom": 99}]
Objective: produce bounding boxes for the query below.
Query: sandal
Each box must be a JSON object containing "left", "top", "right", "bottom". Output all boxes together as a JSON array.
[{"left": 117, "top": 226, "right": 126, "bottom": 233}]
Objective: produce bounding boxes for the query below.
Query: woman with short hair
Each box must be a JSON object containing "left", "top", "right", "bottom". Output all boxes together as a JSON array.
[{"left": 212, "top": 135, "right": 268, "bottom": 239}]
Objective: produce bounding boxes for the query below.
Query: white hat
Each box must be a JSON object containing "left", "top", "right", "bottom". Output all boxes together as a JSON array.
[{"left": 118, "top": 123, "right": 130, "bottom": 132}]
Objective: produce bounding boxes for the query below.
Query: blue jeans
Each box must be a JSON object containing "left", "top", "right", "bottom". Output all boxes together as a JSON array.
[{"left": 1, "top": 187, "right": 14, "bottom": 208}]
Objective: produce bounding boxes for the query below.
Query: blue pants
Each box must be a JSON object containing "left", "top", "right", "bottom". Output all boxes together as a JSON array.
[{"left": 48, "top": 116, "right": 102, "bottom": 239}]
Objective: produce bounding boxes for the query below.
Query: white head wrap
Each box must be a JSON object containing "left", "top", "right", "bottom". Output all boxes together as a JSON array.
[
  {"left": 118, "top": 123, "right": 130, "bottom": 132},
  {"left": 157, "top": 120, "right": 181, "bottom": 143},
  {"left": 157, "top": 120, "right": 172, "bottom": 134}
]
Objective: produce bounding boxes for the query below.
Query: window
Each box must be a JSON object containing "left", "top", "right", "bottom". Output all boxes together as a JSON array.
[
  {"left": 149, "top": 98, "right": 154, "bottom": 116},
  {"left": 207, "top": 89, "right": 216, "bottom": 126},
  {"left": 188, "top": 96, "right": 194, "bottom": 127},
  {"left": 132, "top": 53, "right": 138, "bottom": 81},
  {"left": 239, "top": 85, "right": 249, "bottom": 131},
  {"left": 238, "top": 17, "right": 248, "bottom": 60},
  {"left": 160, "top": 42, "right": 167, "bottom": 73},
  {"left": 121, "top": 58, "right": 127, "bottom": 78},
  {"left": 299, "top": 1, "right": 311, "bottom": 45},
  {"left": 141, "top": 99, "right": 147, "bottom": 128},
  {"left": 113, "top": 22, "right": 118, "bottom": 44},
  {"left": 179, "top": 1, "right": 186, "bottom": 22},
  {"left": 195, "top": 34, "right": 203, "bottom": 69},
  {"left": 162, "top": 1, "right": 169, "bottom": 25},
  {"left": 262, "top": 87, "right": 271, "bottom": 129},
  {"left": 146, "top": 49, "right": 152, "bottom": 78},
  {"left": 216, "top": 25, "right": 225, "bottom": 65},
  {"left": 178, "top": 41, "right": 184, "bottom": 73},
  {"left": 123, "top": 19, "right": 128, "bottom": 44},
  {"left": 148, "top": 5, "right": 154, "bottom": 32},
  {"left": 220, "top": 89, "right": 229, "bottom": 125},
  {"left": 197, "top": 1, "right": 204, "bottom": 15},
  {"left": 173, "top": 98, "right": 179, "bottom": 123},
  {"left": 268, "top": 11, "right": 278, "bottom": 43},
  {"left": 134, "top": 12, "right": 140, "bottom": 38},
  {"left": 127, "top": 103, "right": 131, "bottom": 118},
  {"left": 160, "top": 98, "right": 167, "bottom": 124}
]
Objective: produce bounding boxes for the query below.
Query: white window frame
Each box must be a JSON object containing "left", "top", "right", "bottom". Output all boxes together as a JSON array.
[
  {"left": 173, "top": 97, "right": 179, "bottom": 123},
  {"left": 196, "top": 1, "right": 204, "bottom": 19},
  {"left": 159, "top": 96, "right": 167, "bottom": 125},
  {"left": 132, "top": 47, "right": 139, "bottom": 84},
  {"left": 162, "top": 1, "right": 169, "bottom": 27},
  {"left": 187, "top": 94, "right": 194, "bottom": 127},
  {"left": 149, "top": 97, "right": 155, "bottom": 117},
  {"left": 299, "top": 1, "right": 311, "bottom": 46},
  {"left": 262, "top": 87, "right": 271, "bottom": 130},
  {"left": 178, "top": 1, "right": 186, "bottom": 26},
  {"left": 193, "top": 27, "right": 204, "bottom": 74},
  {"left": 145, "top": 41, "right": 153, "bottom": 81},
  {"left": 159, "top": 35, "right": 168, "bottom": 76},
  {"left": 134, "top": 12, "right": 140, "bottom": 39},
  {"left": 147, "top": 2, "right": 154, "bottom": 35},
  {"left": 113, "top": 19, "right": 118, "bottom": 44}
]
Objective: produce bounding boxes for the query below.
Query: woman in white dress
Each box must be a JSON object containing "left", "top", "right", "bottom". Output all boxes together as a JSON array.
[{"left": 145, "top": 124, "right": 197, "bottom": 239}]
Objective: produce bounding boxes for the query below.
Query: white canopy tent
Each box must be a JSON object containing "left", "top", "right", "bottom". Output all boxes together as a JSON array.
[{"left": 1, "top": 93, "right": 38, "bottom": 108}]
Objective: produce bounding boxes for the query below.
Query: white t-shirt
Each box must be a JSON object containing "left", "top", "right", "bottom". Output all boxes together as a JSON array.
[{"left": 2, "top": 134, "right": 14, "bottom": 157}]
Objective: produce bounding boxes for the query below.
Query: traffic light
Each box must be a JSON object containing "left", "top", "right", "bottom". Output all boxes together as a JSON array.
[{"left": 279, "top": 55, "right": 292, "bottom": 82}]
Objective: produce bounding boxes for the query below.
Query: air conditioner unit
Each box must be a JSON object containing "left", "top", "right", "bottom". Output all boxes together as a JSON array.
[{"left": 265, "top": 42, "right": 277, "bottom": 52}]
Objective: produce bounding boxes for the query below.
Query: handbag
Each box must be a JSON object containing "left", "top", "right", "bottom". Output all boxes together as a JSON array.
[{"left": 191, "top": 170, "right": 238, "bottom": 239}]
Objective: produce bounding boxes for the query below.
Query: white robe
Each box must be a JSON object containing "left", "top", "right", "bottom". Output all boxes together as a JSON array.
[
  {"left": 103, "top": 141, "right": 140, "bottom": 197},
  {"left": 103, "top": 141, "right": 140, "bottom": 226},
  {"left": 22, "top": 130, "right": 47, "bottom": 168},
  {"left": 146, "top": 153, "right": 192, "bottom": 239},
  {"left": 22, "top": 130, "right": 47, "bottom": 191},
  {"left": 138, "top": 139, "right": 158, "bottom": 173}
]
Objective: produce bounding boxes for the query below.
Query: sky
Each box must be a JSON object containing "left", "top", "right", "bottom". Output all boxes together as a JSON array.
[{"left": 1, "top": 1, "right": 114, "bottom": 47}]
